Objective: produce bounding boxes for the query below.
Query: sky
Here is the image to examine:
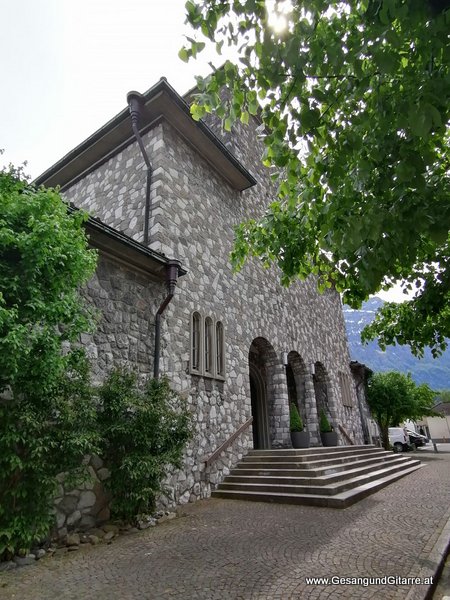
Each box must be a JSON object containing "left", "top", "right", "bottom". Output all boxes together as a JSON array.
[
  {"left": 0, "top": 0, "right": 218, "bottom": 179},
  {"left": 0, "top": 0, "right": 409, "bottom": 303}
]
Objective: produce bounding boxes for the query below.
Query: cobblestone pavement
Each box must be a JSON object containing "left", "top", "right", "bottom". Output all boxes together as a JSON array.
[{"left": 1, "top": 452, "right": 450, "bottom": 600}]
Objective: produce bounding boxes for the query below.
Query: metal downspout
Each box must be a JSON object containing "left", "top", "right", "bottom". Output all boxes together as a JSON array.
[
  {"left": 127, "top": 91, "right": 152, "bottom": 246},
  {"left": 154, "top": 260, "right": 181, "bottom": 379}
]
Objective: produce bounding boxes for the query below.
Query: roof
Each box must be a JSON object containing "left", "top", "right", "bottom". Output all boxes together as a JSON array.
[
  {"left": 34, "top": 78, "right": 256, "bottom": 192},
  {"left": 433, "top": 402, "right": 450, "bottom": 416},
  {"left": 350, "top": 360, "right": 373, "bottom": 377},
  {"left": 81, "top": 210, "right": 187, "bottom": 282}
]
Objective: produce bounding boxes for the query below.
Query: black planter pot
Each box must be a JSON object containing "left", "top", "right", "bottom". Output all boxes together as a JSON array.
[
  {"left": 291, "top": 431, "right": 310, "bottom": 448},
  {"left": 320, "top": 431, "right": 338, "bottom": 446}
]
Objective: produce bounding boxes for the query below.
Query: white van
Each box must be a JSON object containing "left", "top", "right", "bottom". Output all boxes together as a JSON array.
[{"left": 388, "top": 427, "right": 411, "bottom": 452}]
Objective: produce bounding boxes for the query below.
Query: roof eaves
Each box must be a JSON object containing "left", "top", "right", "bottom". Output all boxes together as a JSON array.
[
  {"left": 68, "top": 206, "right": 187, "bottom": 280},
  {"left": 34, "top": 78, "right": 256, "bottom": 192}
]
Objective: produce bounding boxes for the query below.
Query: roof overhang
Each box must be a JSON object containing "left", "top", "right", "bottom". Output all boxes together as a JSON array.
[
  {"left": 84, "top": 214, "right": 187, "bottom": 282},
  {"left": 350, "top": 360, "right": 373, "bottom": 381},
  {"left": 34, "top": 78, "right": 256, "bottom": 192}
]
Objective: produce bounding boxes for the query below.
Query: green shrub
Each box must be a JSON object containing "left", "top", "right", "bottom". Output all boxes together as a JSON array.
[
  {"left": 319, "top": 409, "right": 333, "bottom": 433},
  {"left": 97, "top": 370, "right": 192, "bottom": 521},
  {"left": 0, "top": 167, "right": 98, "bottom": 560},
  {"left": 0, "top": 350, "right": 98, "bottom": 559},
  {"left": 289, "top": 403, "right": 304, "bottom": 432}
]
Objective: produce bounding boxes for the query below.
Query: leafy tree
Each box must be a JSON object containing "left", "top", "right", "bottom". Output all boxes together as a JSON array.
[
  {"left": 97, "top": 370, "right": 193, "bottom": 521},
  {"left": 366, "top": 370, "right": 435, "bottom": 449},
  {"left": 434, "top": 389, "right": 450, "bottom": 404},
  {"left": 0, "top": 167, "right": 98, "bottom": 558},
  {"left": 181, "top": 0, "right": 450, "bottom": 356}
]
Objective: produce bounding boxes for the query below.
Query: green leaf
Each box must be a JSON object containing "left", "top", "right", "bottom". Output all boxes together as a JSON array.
[
  {"left": 240, "top": 110, "right": 249, "bottom": 125},
  {"left": 178, "top": 47, "right": 189, "bottom": 62},
  {"left": 409, "top": 110, "right": 432, "bottom": 138},
  {"left": 224, "top": 117, "right": 233, "bottom": 131}
]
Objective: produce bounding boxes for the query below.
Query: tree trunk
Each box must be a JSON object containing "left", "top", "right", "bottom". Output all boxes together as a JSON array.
[{"left": 380, "top": 424, "right": 390, "bottom": 450}]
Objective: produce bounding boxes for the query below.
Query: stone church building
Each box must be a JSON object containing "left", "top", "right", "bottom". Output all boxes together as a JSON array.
[{"left": 36, "top": 78, "right": 369, "bottom": 510}]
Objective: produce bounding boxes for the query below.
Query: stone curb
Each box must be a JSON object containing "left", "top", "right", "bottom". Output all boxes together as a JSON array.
[{"left": 404, "top": 506, "right": 450, "bottom": 600}]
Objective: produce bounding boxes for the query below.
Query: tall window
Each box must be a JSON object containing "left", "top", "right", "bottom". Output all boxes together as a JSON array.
[
  {"left": 204, "top": 317, "right": 213, "bottom": 374},
  {"left": 191, "top": 312, "right": 201, "bottom": 372},
  {"left": 190, "top": 312, "right": 225, "bottom": 378},
  {"left": 339, "top": 371, "right": 353, "bottom": 408},
  {"left": 216, "top": 321, "right": 224, "bottom": 377}
]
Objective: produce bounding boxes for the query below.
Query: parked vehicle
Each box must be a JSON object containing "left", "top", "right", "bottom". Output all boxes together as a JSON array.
[
  {"left": 405, "top": 429, "right": 429, "bottom": 447},
  {"left": 388, "top": 427, "right": 411, "bottom": 452}
]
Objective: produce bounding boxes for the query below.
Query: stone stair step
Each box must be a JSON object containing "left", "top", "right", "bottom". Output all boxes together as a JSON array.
[
  {"left": 237, "top": 452, "right": 396, "bottom": 472},
  {"left": 243, "top": 447, "right": 383, "bottom": 463},
  {"left": 217, "top": 458, "right": 421, "bottom": 496},
  {"left": 248, "top": 445, "right": 375, "bottom": 456},
  {"left": 214, "top": 445, "right": 422, "bottom": 508},
  {"left": 212, "top": 463, "right": 422, "bottom": 508},
  {"left": 227, "top": 455, "right": 416, "bottom": 486}
]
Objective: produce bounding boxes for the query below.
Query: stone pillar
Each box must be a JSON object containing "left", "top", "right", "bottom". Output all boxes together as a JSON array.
[
  {"left": 326, "top": 373, "right": 344, "bottom": 445},
  {"left": 304, "top": 366, "right": 320, "bottom": 446},
  {"left": 269, "top": 358, "right": 291, "bottom": 448}
]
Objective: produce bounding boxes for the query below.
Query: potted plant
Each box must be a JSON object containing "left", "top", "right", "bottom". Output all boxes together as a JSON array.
[
  {"left": 319, "top": 409, "right": 338, "bottom": 446},
  {"left": 290, "top": 403, "right": 310, "bottom": 448}
]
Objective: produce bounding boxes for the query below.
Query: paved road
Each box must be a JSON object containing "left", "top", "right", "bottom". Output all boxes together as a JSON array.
[{"left": 1, "top": 451, "right": 449, "bottom": 600}]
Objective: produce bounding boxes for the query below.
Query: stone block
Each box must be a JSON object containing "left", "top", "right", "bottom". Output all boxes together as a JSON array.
[
  {"left": 66, "top": 533, "right": 80, "bottom": 546},
  {"left": 55, "top": 510, "right": 66, "bottom": 529},
  {"left": 77, "top": 490, "right": 96, "bottom": 510},
  {"left": 66, "top": 510, "right": 82, "bottom": 527},
  {"left": 97, "top": 467, "right": 110, "bottom": 481}
]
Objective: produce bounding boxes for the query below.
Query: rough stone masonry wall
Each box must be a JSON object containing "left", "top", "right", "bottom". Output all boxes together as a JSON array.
[
  {"left": 53, "top": 455, "right": 111, "bottom": 538},
  {"left": 63, "top": 106, "right": 365, "bottom": 511},
  {"left": 53, "top": 253, "right": 166, "bottom": 533},
  {"left": 149, "top": 117, "right": 365, "bottom": 507},
  {"left": 81, "top": 253, "right": 166, "bottom": 385},
  {"left": 64, "top": 123, "right": 167, "bottom": 245}
]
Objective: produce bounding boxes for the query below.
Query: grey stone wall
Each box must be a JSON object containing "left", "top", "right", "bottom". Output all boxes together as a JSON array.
[
  {"left": 53, "top": 253, "right": 167, "bottom": 533},
  {"left": 149, "top": 117, "right": 365, "bottom": 503},
  {"left": 53, "top": 455, "right": 110, "bottom": 538},
  {"left": 63, "top": 100, "right": 366, "bottom": 512},
  {"left": 81, "top": 253, "right": 166, "bottom": 384},
  {"left": 64, "top": 124, "right": 166, "bottom": 244}
]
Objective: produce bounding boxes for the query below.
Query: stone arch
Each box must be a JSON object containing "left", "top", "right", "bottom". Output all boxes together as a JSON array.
[{"left": 248, "top": 337, "right": 287, "bottom": 449}]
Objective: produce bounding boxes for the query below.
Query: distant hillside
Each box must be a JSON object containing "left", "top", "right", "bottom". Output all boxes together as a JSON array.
[{"left": 343, "top": 297, "right": 450, "bottom": 390}]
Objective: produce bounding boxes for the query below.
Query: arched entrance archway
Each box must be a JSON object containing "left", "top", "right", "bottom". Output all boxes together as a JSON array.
[
  {"left": 249, "top": 362, "right": 270, "bottom": 449},
  {"left": 248, "top": 338, "right": 283, "bottom": 449}
]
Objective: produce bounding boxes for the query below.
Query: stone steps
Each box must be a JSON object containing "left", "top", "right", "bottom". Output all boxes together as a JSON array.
[
  {"left": 246, "top": 445, "right": 378, "bottom": 459},
  {"left": 212, "top": 446, "right": 422, "bottom": 508},
  {"left": 235, "top": 452, "right": 401, "bottom": 477},
  {"left": 224, "top": 454, "right": 414, "bottom": 485},
  {"left": 240, "top": 446, "right": 384, "bottom": 469}
]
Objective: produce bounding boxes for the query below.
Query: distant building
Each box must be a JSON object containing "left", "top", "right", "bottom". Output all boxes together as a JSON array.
[{"left": 417, "top": 403, "right": 450, "bottom": 442}]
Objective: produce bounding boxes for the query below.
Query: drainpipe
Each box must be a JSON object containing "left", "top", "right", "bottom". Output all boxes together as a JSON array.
[
  {"left": 127, "top": 91, "right": 152, "bottom": 246},
  {"left": 154, "top": 260, "right": 181, "bottom": 379}
]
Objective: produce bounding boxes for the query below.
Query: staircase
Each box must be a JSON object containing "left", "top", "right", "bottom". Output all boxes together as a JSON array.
[{"left": 212, "top": 445, "right": 421, "bottom": 508}]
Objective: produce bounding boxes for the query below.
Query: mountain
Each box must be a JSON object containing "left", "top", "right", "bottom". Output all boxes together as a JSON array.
[{"left": 343, "top": 297, "right": 450, "bottom": 390}]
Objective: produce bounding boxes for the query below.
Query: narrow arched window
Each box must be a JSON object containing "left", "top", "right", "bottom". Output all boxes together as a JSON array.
[
  {"left": 216, "top": 321, "right": 224, "bottom": 377},
  {"left": 191, "top": 312, "right": 201, "bottom": 372},
  {"left": 204, "top": 317, "right": 213, "bottom": 374}
]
